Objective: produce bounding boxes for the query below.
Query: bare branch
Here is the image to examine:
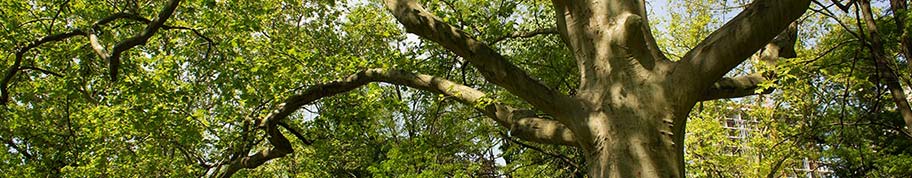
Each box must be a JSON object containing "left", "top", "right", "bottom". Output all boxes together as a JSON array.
[
  {"left": 272, "top": 69, "right": 576, "bottom": 146},
  {"left": 277, "top": 121, "right": 312, "bottom": 145},
  {"left": 383, "top": 0, "right": 573, "bottom": 115},
  {"left": 209, "top": 68, "right": 577, "bottom": 177},
  {"left": 550, "top": 0, "right": 670, "bottom": 80},
  {"left": 93, "top": 13, "right": 215, "bottom": 61},
  {"left": 674, "top": 0, "right": 810, "bottom": 95},
  {"left": 3, "top": 0, "right": 186, "bottom": 105},
  {"left": 699, "top": 74, "right": 772, "bottom": 101},
  {"left": 2, "top": 31, "right": 86, "bottom": 105},
  {"left": 107, "top": 0, "right": 182, "bottom": 81},
  {"left": 88, "top": 32, "right": 109, "bottom": 59},
  {"left": 20, "top": 66, "right": 64, "bottom": 78},
  {"left": 491, "top": 27, "right": 558, "bottom": 44},
  {"left": 830, "top": 0, "right": 857, "bottom": 12},
  {"left": 700, "top": 22, "right": 799, "bottom": 101},
  {"left": 211, "top": 122, "right": 291, "bottom": 178},
  {"left": 501, "top": 132, "right": 578, "bottom": 169},
  {"left": 859, "top": 0, "right": 912, "bottom": 133}
]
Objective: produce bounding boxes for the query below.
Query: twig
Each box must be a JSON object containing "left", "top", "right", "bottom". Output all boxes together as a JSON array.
[
  {"left": 491, "top": 27, "right": 558, "bottom": 44},
  {"left": 20, "top": 66, "right": 64, "bottom": 77}
]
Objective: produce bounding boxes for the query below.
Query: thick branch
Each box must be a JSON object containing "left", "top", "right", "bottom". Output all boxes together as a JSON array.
[
  {"left": 3, "top": 1, "right": 187, "bottom": 105},
  {"left": 550, "top": 0, "right": 669, "bottom": 84},
  {"left": 211, "top": 123, "right": 291, "bottom": 178},
  {"left": 887, "top": 0, "right": 912, "bottom": 78},
  {"left": 211, "top": 69, "right": 577, "bottom": 178},
  {"left": 272, "top": 69, "right": 576, "bottom": 146},
  {"left": 88, "top": 33, "right": 109, "bottom": 59},
  {"left": 676, "top": 0, "right": 809, "bottom": 92},
  {"left": 699, "top": 74, "right": 772, "bottom": 101},
  {"left": 107, "top": 0, "right": 181, "bottom": 81},
  {"left": 383, "top": 0, "right": 572, "bottom": 115},
  {"left": 700, "top": 22, "right": 799, "bottom": 101},
  {"left": 277, "top": 121, "right": 313, "bottom": 145},
  {"left": 859, "top": 0, "right": 912, "bottom": 133},
  {"left": 2, "top": 31, "right": 86, "bottom": 105}
]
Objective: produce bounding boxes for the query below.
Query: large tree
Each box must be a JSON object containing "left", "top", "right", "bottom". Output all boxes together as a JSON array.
[
  {"left": 372, "top": 0, "right": 808, "bottom": 177},
  {"left": 1, "top": 0, "right": 817, "bottom": 177}
]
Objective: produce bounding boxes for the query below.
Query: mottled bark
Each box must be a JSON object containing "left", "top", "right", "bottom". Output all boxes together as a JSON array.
[
  {"left": 1, "top": 0, "right": 813, "bottom": 176},
  {"left": 701, "top": 22, "right": 800, "bottom": 101},
  {"left": 384, "top": 0, "right": 576, "bottom": 115},
  {"left": 378, "top": 0, "right": 811, "bottom": 177}
]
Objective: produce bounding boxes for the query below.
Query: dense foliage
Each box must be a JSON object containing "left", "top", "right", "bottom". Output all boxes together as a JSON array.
[{"left": 1, "top": 0, "right": 910, "bottom": 177}]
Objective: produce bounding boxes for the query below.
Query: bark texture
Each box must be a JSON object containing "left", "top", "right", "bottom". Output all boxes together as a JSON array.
[
  {"left": 216, "top": 0, "right": 804, "bottom": 177},
  {"left": 375, "top": 0, "right": 809, "bottom": 177},
  {"left": 201, "top": 0, "right": 813, "bottom": 177},
  {"left": 859, "top": 0, "right": 912, "bottom": 133},
  {"left": 888, "top": 0, "right": 912, "bottom": 72},
  {"left": 4, "top": 0, "right": 815, "bottom": 177}
]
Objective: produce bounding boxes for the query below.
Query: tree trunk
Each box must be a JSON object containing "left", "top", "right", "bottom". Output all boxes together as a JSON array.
[
  {"left": 364, "top": 0, "right": 806, "bottom": 177},
  {"left": 548, "top": 0, "right": 806, "bottom": 177},
  {"left": 1, "top": 0, "right": 818, "bottom": 177},
  {"left": 579, "top": 111, "right": 685, "bottom": 178},
  {"left": 888, "top": 0, "right": 912, "bottom": 72},
  {"left": 859, "top": 0, "right": 912, "bottom": 133}
]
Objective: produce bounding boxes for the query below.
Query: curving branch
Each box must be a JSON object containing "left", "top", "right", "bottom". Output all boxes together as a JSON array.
[
  {"left": 2, "top": 31, "right": 86, "bottom": 105},
  {"left": 91, "top": 12, "right": 215, "bottom": 62},
  {"left": 106, "top": 0, "right": 182, "bottom": 81},
  {"left": 383, "top": 0, "right": 573, "bottom": 115},
  {"left": 209, "top": 121, "right": 291, "bottom": 178},
  {"left": 675, "top": 0, "right": 810, "bottom": 93},
  {"left": 699, "top": 22, "right": 799, "bottom": 101},
  {"left": 208, "top": 68, "right": 577, "bottom": 178},
  {"left": 3, "top": 0, "right": 200, "bottom": 105},
  {"left": 272, "top": 69, "right": 576, "bottom": 146}
]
